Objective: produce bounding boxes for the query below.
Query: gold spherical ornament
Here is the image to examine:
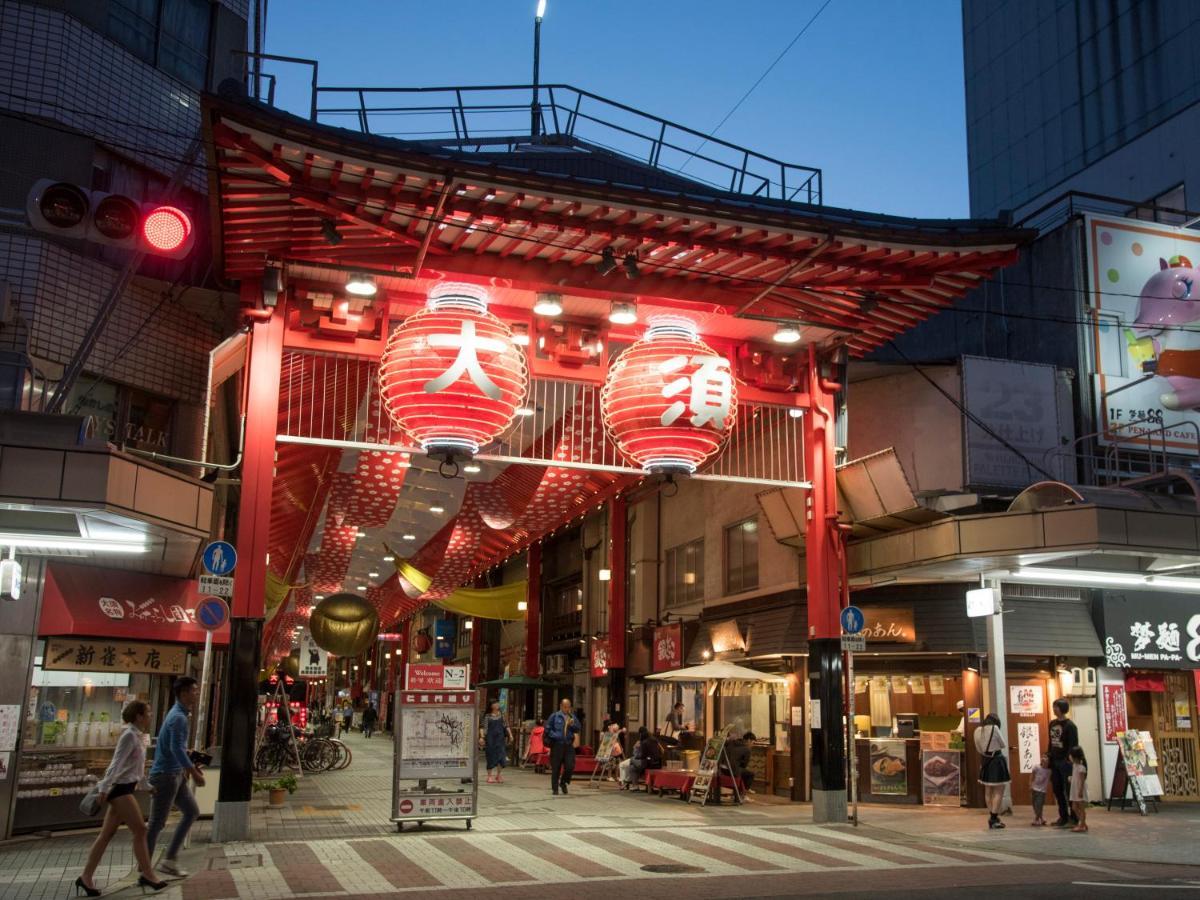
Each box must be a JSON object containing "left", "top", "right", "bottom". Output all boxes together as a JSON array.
[{"left": 310, "top": 592, "right": 380, "bottom": 656}]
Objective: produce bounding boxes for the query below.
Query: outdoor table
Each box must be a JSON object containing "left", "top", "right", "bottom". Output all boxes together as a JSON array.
[{"left": 646, "top": 768, "right": 696, "bottom": 796}]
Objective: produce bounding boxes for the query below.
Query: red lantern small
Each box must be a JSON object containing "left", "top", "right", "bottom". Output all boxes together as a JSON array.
[
  {"left": 602, "top": 317, "right": 738, "bottom": 474},
  {"left": 379, "top": 283, "right": 528, "bottom": 462},
  {"left": 412, "top": 628, "right": 432, "bottom": 655}
]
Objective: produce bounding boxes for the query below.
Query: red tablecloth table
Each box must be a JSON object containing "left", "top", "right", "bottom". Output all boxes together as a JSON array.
[{"left": 645, "top": 769, "right": 696, "bottom": 796}]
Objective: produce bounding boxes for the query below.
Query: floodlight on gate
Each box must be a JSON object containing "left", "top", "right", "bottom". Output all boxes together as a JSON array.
[
  {"left": 533, "top": 292, "right": 563, "bottom": 316},
  {"left": 595, "top": 246, "right": 617, "bottom": 276},
  {"left": 773, "top": 322, "right": 802, "bottom": 344},
  {"left": 608, "top": 299, "right": 638, "bottom": 325},
  {"left": 345, "top": 272, "right": 377, "bottom": 297}
]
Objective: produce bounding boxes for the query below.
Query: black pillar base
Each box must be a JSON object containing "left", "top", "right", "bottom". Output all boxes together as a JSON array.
[
  {"left": 213, "top": 617, "right": 261, "bottom": 840},
  {"left": 808, "top": 637, "right": 846, "bottom": 821}
]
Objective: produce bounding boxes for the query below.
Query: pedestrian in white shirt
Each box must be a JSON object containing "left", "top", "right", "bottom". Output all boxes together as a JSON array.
[
  {"left": 974, "top": 713, "right": 1012, "bottom": 830},
  {"left": 74, "top": 701, "right": 167, "bottom": 895}
]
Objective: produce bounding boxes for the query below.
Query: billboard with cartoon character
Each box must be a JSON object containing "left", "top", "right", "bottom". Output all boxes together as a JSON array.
[{"left": 1086, "top": 215, "right": 1200, "bottom": 454}]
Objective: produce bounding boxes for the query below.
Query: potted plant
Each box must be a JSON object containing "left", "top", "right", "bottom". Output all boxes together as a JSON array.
[{"left": 253, "top": 774, "right": 298, "bottom": 808}]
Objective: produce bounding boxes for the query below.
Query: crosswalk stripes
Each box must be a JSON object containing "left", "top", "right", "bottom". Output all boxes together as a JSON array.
[{"left": 202, "top": 824, "right": 1055, "bottom": 897}]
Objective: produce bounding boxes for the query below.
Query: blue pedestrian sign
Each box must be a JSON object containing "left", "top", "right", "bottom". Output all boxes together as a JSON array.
[
  {"left": 195, "top": 596, "right": 230, "bottom": 632},
  {"left": 202, "top": 541, "right": 237, "bottom": 576},
  {"left": 840, "top": 605, "right": 865, "bottom": 635}
]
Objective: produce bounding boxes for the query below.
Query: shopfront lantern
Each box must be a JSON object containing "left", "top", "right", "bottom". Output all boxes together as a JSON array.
[
  {"left": 309, "top": 592, "right": 380, "bottom": 657},
  {"left": 601, "top": 317, "right": 738, "bottom": 474},
  {"left": 379, "top": 283, "right": 528, "bottom": 464}
]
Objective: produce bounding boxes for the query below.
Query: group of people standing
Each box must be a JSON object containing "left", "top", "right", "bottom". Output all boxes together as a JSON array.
[
  {"left": 975, "top": 698, "right": 1089, "bottom": 833},
  {"left": 74, "top": 678, "right": 205, "bottom": 896}
]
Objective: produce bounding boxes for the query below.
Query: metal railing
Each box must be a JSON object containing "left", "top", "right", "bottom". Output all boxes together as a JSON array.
[
  {"left": 1043, "top": 418, "right": 1200, "bottom": 487},
  {"left": 310, "top": 83, "right": 822, "bottom": 205}
]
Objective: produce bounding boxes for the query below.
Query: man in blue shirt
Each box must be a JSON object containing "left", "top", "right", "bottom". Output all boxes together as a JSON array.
[
  {"left": 543, "top": 698, "right": 580, "bottom": 796},
  {"left": 146, "top": 677, "right": 205, "bottom": 877}
]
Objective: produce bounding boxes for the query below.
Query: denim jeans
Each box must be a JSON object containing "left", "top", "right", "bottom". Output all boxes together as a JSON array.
[{"left": 146, "top": 771, "right": 199, "bottom": 860}]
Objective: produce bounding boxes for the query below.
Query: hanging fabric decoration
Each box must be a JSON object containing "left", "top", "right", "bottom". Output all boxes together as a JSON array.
[
  {"left": 601, "top": 316, "right": 738, "bottom": 474},
  {"left": 379, "top": 282, "right": 528, "bottom": 464}
]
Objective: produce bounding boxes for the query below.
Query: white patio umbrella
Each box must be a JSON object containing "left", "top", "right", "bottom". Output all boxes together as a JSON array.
[{"left": 644, "top": 661, "right": 787, "bottom": 684}]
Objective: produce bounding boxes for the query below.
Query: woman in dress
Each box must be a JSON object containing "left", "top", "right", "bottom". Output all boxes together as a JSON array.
[
  {"left": 74, "top": 700, "right": 167, "bottom": 895},
  {"left": 480, "top": 700, "right": 513, "bottom": 783},
  {"left": 974, "top": 712, "right": 1012, "bottom": 829}
]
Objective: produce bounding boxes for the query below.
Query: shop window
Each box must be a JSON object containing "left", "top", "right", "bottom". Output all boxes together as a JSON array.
[
  {"left": 548, "top": 582, "right": 582, "bottom": 642},
  {"left": 65, "top": 377, "right": 176, "bottom": 453},
  {"left": 724, "top": 518, "right": 759, "bottom": 595},
  {"left": 665, "top": 539, "right": 703, "bottom": 608}
]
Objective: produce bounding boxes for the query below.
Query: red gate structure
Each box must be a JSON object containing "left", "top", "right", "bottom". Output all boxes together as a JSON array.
[{"left": 201, "top": 85, "right": 1027, "bottom": 836}]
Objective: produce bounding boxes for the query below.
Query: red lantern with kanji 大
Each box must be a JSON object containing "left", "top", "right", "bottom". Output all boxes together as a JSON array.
[
  {"left": 601, "top": 317, "right": 738, "bottom": 474},
  {"left": 379, "top": 283, "right": 528, "bottom": 463}
]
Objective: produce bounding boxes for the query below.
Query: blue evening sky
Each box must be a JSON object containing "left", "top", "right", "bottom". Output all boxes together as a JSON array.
[{"left": 263, "top": 0, "right": 969, "bottom": 219}]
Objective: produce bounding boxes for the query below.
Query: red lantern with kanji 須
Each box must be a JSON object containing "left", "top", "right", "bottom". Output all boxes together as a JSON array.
[
  {"left": 601, "top": 318, "right": 738, "bottom": 474},
  {"left": 379, "top": 283, "right": 527, "bottom": 462}
]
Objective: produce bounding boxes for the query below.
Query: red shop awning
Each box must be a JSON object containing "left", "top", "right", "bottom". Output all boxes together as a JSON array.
[
  {"left": 39, "top": 563, "right": 230, "bottom": 645},
  {"left": 1124, "top": 671, "right": 1166, "bottom": 693}
]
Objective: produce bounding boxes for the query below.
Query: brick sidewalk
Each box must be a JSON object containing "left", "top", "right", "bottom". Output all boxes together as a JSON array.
[{"left": 4, "top": 731, "right": 1199, "bottom": 899}]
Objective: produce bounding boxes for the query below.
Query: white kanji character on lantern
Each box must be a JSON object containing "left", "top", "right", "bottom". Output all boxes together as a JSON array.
[
  {"left": 1156, "top": 622, "right": 1181, "bottom": 653},
  {"left": 423, "top": 320, "right": 506, "bottom": 399},
  {"left": 1130, "top": 621, "right": 1154, "bottom": 653},
  {"left": 659, "top": 354, "right": 733, "bottom": 428}
]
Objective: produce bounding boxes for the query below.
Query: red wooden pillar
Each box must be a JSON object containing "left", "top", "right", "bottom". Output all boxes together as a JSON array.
[
  {"left": 398, "top": 617, "right": 411, "bottom": 689},
  {"left": 470, "top": 618, "right": 482, "bottom": 684},
  {"left": 525, "top": 543, "right": 542, "bottom": 677},
  {"left": 803, "top": 345, "right": 846, "bottom": 823},
  {"left": 608, "top": 497, "right": 627, "bottom": 668}
]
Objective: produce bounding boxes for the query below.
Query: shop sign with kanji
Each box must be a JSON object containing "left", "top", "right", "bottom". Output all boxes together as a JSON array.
[
  {"left": 1102, "top": 591, "right": 1200, "bottom": 670},
  {"left": 44, "top": 638, "right": 186, "bottom": 674}
]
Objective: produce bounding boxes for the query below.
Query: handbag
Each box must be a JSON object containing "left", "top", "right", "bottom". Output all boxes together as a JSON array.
[{"left": 79, "top": 785, "right": 102, "bottom": 817}]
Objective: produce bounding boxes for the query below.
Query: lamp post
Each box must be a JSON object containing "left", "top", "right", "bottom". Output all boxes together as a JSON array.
[{"left": 531, "top": 0, "right": 546, "bottom": 139}]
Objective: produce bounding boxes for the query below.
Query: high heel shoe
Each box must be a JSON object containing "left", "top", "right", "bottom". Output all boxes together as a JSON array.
[
  {"left": 137, "top": 876, "right": 168, "bottom": 893},
  {"left": 74, "top": 876, "right": 101, "bottom": 897}
]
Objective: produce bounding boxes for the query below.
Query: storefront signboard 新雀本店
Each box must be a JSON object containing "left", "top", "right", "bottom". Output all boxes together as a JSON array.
[
  {"left": 44, "top": 639, "right": 185, "bottom": 675},
  {"left": 1102, "top": 591, "right": 1200, "bottom": 670}
]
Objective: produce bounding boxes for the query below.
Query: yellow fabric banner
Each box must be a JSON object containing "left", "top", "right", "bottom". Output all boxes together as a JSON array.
[
  {"left": 436, "top": 581, "right": 528, "bottom": 621},
  {"left": 264, "top": 572, "right": 292, "bottom": 624}
]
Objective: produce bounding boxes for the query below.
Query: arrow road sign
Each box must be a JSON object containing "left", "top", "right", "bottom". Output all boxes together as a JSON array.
[
  {"left": 202, "top": 541, "right": 237, "bottom": 576},
  {"left": 840, "top": 605, "right": 865, "bottom": 635}
]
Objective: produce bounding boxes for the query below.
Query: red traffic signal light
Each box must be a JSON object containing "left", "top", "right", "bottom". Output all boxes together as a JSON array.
[{"left": 26, "top": 180, "right": 195, "bottom": 259}]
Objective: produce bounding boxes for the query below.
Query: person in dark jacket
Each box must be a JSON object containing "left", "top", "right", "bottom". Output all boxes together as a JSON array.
[
  {"left": 1046, "top": 698, "right": 1079, "bottom": 826},
  {"left": 722, "top": 731, "right": 756, "bottom": 795},
  {"left": 362, "top": 703, "right": 378, "bottom": 739},
  {"left": 543, "top": 698, "right": 581, "bottom": 796}
]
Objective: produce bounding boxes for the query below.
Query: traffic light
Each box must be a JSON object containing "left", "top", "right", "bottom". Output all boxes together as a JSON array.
[{"left": 26, "top": 179, "right": 195, "bottom": 259}]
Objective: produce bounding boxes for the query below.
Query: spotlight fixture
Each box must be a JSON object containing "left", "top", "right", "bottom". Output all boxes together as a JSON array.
[
  {"left": 533, "top": 292, "right": 563, "bottom": 316},
  {"left": 402, "top": 534, "right": 416, "bottom": 541},
  {"left": 345, "top": 272, "right": 377, "bottom": 297},
  {"left": 368, "top": 571, "right": 379, "bottom": 578},
  {"left": 320, "top": 218, "right": 342, "bottom": 246},
  {"left": 516, "top": 406, "right": 535, "bottom": 417},
  {"left": 598, "top": 568, "right": 612, "bottom": 582},
  {"left": 356, "top": 585, "right": 367, "bottom": 591},
  {"left": 788, "top": 407, "right": 805, "bottom": 419},
  {"left": 315, "top": 594, "right": 325, "bottom": 600},
  {"left": 517, "top": 600, "right": 528, "bottom": 611},
  {"left": 595, "top": 246, "right": 617, "bottom": 276},
  {"left": 623, "top": 253, "right": 639, "bottom": 279},
  {"left": 773, "top": 322, "right": 802, "bottom": 344},
  {"left": 608, "top": 298, "right": 638, "bottom": 325},
  {"left": 511, "top": 323, "right": 531, "bottom": 346},
  {"left": 429, "top": 506, "right": 445, "bottom": 514},
  {"left": 463, "top": 462, "right": 482, "bottom": 474},
  {"left": 464, "top": 619, "right": 474, "bottom": 630},
  {"left": 382, "top": 555, "right": 395, "bottom": 562}
]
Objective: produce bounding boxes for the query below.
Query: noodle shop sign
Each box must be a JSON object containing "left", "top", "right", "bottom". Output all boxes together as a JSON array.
[{"left": 859, "top": 607, "right": 916, "bottom": 643}]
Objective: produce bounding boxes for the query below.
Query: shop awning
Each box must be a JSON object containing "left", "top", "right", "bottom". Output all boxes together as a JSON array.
[
  {"left": 39, "top": 562, "right": 230, "bottom": 645},
  {"left": 1125, "top": 672, "right": 1167, "bottom": 692},
  {"left": 645, "top": 661, "right": 787, "bottom": 684}
]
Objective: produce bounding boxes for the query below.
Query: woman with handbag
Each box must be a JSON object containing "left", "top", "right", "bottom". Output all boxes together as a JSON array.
[
  {"left": 974, "top": 713, "right": 1012, "bottom": 829},
  {"left": 74, "top": 700, "right": 167, "bottom": 895}
]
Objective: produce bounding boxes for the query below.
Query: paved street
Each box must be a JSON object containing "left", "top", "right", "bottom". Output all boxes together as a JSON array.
[{"left": 3, "top": 732, "right": 1199, "bottom": 899}]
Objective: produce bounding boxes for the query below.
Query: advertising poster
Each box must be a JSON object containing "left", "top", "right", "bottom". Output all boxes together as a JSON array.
[
  {"left": 910, "top": 676, "right": 926, "bottom": 694},
  {"left": 920, "top": 750, "right": 961, "bottom": 806},
  {"left": 890, "top": 675, "right": 908, "bottom": 694},
  {"left": 395, "top": 691, "right": 476, "bottom": 780},
  {"left": 1085, "top": 215, "right": 1200, "bottom": 455},
  {"left": 1117, "top": 730, "right": 1164, "bottom": 797},
  {"left": 1102, "top": 684, "right": 1128, "bottom": 743},
  {"left": 297, "top": 632, "right": 327, "bottom": 679},
  {"left": 869, "top": 740, "right": 908, "bottom": 796},
  {"left": 1009, "top": 684, "right": 1043, "bottom": 717},
  {"left": 928, "top": 675, "right": 945, "bottom": 695},
  {"left": 0, "top": 705, "right": 20, "bottom": 752},
  {"left": 652, "top": 623, "right": 682, "bottom": 672},
  {"left": 1017, "top": 723, "right": 1040, "bottom": 774}
]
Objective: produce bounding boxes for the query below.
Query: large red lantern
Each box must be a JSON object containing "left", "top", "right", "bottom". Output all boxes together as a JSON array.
[
  {"left": 379, "top": 283, "right": 528, "bottom": 463},
  {"left": 601, "top": 317, "right": 738, "bottom": 474}
]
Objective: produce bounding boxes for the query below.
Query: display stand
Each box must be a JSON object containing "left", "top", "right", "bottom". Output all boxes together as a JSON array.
[
  {"left": 688, "top": 729, "right": 743, "bottom": 806},
  {"left": 1107, "top": 741, "right": 1161, "bottom": 815},
  {"left": 253, "top": 679, "right": 302, "bottom": 773},
  {"left": 391, "top": 687, "right": 478, "bottom": 832},
  {"left": 588, "top": 731, "right": 620, "bottom": 787}
]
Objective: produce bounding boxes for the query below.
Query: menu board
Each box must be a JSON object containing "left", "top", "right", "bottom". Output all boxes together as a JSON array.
[
  {"left": 869, "top": 740, "right": 908, "bottom": 796},
  {"left": 1101, "top": 684, "right": 1127, "bottom": 743},
  {"left": 595, "top": 731, "right": 618, "bottom": 762},
  {"left": 928, "top": 675, "right": 945, "bottom": 695},
  {"left": 1117, "top": 730, "right": 1164, "bottom": 797},
  {"left": 890, "top": 676, "right": 908, "bottom": 694},
  {"left": 920, "top": 750, "right": 961, "bottom": 806},
  {"left": 910, "top": 676, "right": 925, "bottom": 694}
]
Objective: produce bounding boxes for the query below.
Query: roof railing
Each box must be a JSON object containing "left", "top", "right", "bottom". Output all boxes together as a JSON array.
[{"left": 309, "top": 83, "right": 822, "bottom": 206}]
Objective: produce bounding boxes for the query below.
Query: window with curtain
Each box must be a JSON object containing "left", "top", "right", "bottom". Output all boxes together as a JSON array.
[
  {"left": 724, "top": 517, "right": 759, "bottom": 594},
  {"left": 665, "top": 539, "right": 703, "bottom": 608}
]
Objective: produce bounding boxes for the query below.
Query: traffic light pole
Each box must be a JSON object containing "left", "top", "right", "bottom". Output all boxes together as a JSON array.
[{"left": 44, "top": 136, "right": 202, "bottom": 414}]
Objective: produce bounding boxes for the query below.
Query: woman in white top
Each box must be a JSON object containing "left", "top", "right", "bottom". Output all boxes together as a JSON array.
[
  {"left": 974, "top": 713, "right": 1012, "bottom": 830},
  {"left": 75, "top": 700, "right": 166, "bottom": 896}
]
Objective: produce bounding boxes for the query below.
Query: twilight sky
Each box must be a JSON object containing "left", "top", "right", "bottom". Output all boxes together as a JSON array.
[{"left": 263, "top": 0, "right": 970, "bottom": 219}]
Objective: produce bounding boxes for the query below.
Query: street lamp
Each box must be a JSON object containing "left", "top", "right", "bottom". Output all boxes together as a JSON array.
[{"left": 532, "top": 0, "right": 547, "bottom": 139}]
